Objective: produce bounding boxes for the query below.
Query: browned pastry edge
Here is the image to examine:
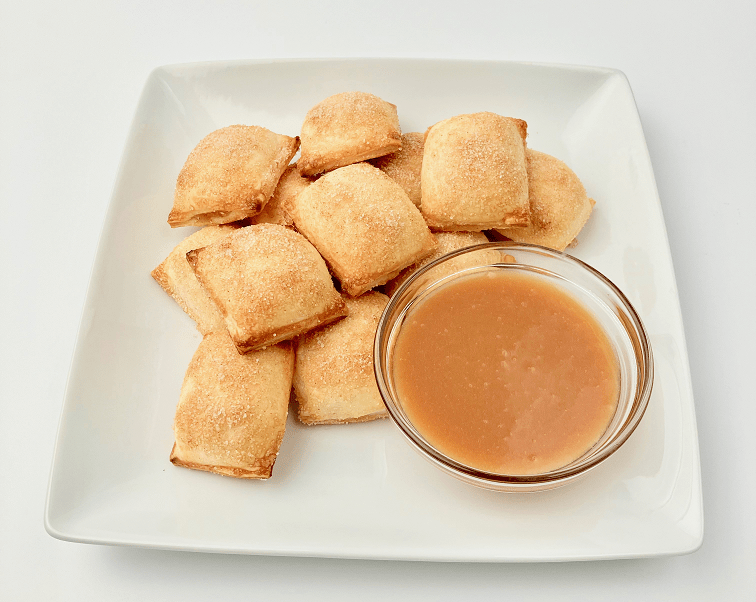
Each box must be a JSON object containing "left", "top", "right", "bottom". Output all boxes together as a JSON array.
[
  {"left": 185, "top": 249, "right": 202, "bottom": 271},
  {"left": 168, "top": 208, "right": 264, "bottom": 229},
  {"left": 295, "top": 403, "right": 388, "bottom": 426},
  {"left": 336, "top": 251, "right": 434, "bottom": 297},
  {"left": 169, "top": 443, "right": 273, "bottom": 479},
  {"left": 512, "top": 118, "right": 528, "bottom": 142},
  {"left": 232, "top": 298, "right": 348, "bottom": 353},
  {"left": 298, "top": 139, "right": 402, "bottom": 177},
  {"left": 423, "top": 208, "right": 531, "bottom": 231},
  {"left": 150, "top": 265, "right": 173, "bottom": 295}
]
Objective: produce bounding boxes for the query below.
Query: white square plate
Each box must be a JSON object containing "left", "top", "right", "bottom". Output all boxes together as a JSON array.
[{"left": 45, "top": 59, "right": 703, "bottom": 561}]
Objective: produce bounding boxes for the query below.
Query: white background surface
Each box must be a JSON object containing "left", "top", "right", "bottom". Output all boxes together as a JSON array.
[{"left": 1, "top": 0, "right": 754, "bottom": 599}]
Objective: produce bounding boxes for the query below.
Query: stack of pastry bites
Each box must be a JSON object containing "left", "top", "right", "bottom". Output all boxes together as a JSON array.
[{"left": 152, "top": 90, "right": 596, "bottom": 480}]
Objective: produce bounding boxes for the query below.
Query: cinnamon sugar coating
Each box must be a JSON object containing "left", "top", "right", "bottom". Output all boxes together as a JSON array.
[
  {"left": 420, "top": 112, "right": 530, "bottom": 231},
  {"left": 294, "top": 291, "right": 389, "bottom": 425},
  {"left": 168, "top": 125, "right": 299, "bottom": 228},
  {"left": 370, "top": 132, "right": 424, "bottom": 206},
  {"left": 170, "top": 333, "right": 294, "bottom": 479},
  {"left": 187, "top": 224, "right": 346, "bottom": 353},
  {"left": 287, "top": 163, "right": 437, "bottom": 296},
  {"left": 496, "top": 149, "right": 594, "bottom": 251},
  {"left": 298, "top": 92, "right": 402, "bottom": 176}
]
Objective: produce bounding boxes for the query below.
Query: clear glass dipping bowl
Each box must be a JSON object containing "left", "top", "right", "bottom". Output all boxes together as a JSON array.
[{"left": 374, "top": 243, "right": 654, "bottom": 492}]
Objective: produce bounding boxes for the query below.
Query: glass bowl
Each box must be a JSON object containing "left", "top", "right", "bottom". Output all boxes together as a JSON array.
[{"left": 374, "top": 243, "right": 654, "bottom": 492}]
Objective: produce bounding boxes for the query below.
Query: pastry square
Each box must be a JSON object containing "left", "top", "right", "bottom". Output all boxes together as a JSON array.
[
  {"left": 420, "top": 112, "right": 530, "bottom": 231},
  {"left": 287, "top": 163, "right": 437, "bottom": 296},
  {"left": 151, "top": 225, "right": 236, "bottom": 334},
  {"left": 496, "top": 149, "right": 594, "bottom": 251},
  {"left": 247, "top": 163, "right": 310, "bottom": 227},
  {"left": 298, "top": 92, "right": 402, "bottom": 176},
  {"left": 294, "top": 291, "right": 389, "bottom": 425},
  {"left": 187, "top": 224, "right": 347, "bottom": 353},
  {"left": 170, "top": 332, "right": 294, "bottom": 479},
  {"left": 370, "top": 132, "right": 424, "bottom": 206},
  {"left": 383, "top": 230, "right": 492, "bottom": 296},
  {"left": 168, "top": 125, "right": 299, "bottom": 228}
]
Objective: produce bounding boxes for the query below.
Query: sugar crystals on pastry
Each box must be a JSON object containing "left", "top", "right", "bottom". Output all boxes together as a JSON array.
[
  {"left": 170, "top": 332, "right": 294, "bottom": 479},
  {"left": 168, "top": 125, "right": 299, "bottom": 228},
  {"left": 370, "top": 132, "right": 424, "bottom": 206},
  {"left": 294, "top": 291, "right": 389, "bottom": 425},
  {"left": 298, "top": 92, "right": 402, "bottom": 176},
  {"left": 496, "top": 149, "right": 594, "bottom": 251},
  {"left": 420, "top": 112, "right": 530, "bottom": 231},
  {"left": 287, "top": 162, "right": 437, "bottom": 296},
  {"left": 151, "top": 225, "right": 237, "bottom": 334},
  {"left": 187, "top": 224, "right": 347, "bottom": 353}
]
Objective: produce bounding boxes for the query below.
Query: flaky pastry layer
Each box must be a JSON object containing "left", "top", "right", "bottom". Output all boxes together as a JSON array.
[{"left": 151, "top": 225, "right": 237, "bottom": 334}]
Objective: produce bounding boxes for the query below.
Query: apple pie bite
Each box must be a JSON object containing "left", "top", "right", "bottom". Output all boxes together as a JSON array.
[
  {"left": 496, "top": 149, "right": 595, "bottom": 251},
  {"left": 298, "top": 92, "right": 402, "bottom": 176},
  {"left": 287, "top": 163, "right": 437, "bottom": 296},
  {"left": 170, "top": 332, "right": 294, "bottom": 479},
  {"left": 294, "top": 292, "right": 389, "bottom": 425},
  {"left": 168, "top": 125, "right": 299, "bottom": 228},
  {"left": 420, "top": 112, "right": 530, "bottom": 231},
  {"left": 187, "top": 224, "right": 346, "bottom": 353}
]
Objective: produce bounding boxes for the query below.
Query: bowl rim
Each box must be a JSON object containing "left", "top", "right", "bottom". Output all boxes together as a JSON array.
[{"left": 373, "top": 241, "right": 655, "bottom": 488}]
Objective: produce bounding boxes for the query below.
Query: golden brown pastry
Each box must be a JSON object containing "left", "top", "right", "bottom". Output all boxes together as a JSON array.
[
  {"left": 287, "top": 163, "right": 437, "bottom": 296},
  {"left": 170, "top": 332, "right": 294, "bottom": 479},
  {"left": 168, "top": 125, "right": 299, "bottom": 228},
  {"left": 151, "top": 225, "right": 236, "bottom": 334},
  {"left": 370, "top": 132, "right": 424, "bottom": 206},
  {"left": 383, "top": 231, "right": 491, "bottom": 297},
  {"left": 248, "top": 163, "right": 310, "bottom": 227},
  {"left": 421, "top": 112, "right": 529, "bottom": 231},
  {"left": 298, "top": 92, "right": 402, "bottom": 176},
  {"left": 187, "top": 224, "right": 346, "bottom": 353},
  {"left": 294, "top": 292, "right": 389, "bottom": 425},
  {"left": 496, "top": 149, "right": 594, "bottom": 251}
]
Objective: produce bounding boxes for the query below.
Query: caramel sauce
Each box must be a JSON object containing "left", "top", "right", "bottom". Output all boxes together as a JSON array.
[{"left": 392, "top": 269, "right": 619, "bottom": 475}]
